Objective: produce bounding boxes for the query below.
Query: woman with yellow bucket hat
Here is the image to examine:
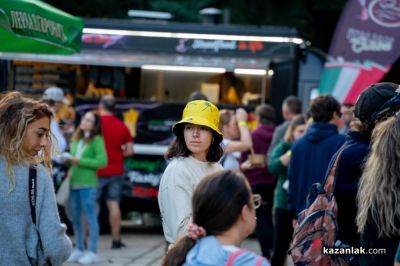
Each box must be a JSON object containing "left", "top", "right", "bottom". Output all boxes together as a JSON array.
[{"left": 158, "top": 100, "right": 224, "bottom": 246}]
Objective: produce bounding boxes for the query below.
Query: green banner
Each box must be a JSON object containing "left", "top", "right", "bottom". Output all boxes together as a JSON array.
[{"left": 0, "top": 0, "right": 83, "bottom": 54}]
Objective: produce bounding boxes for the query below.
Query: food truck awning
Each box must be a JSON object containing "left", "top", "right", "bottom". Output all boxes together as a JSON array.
[
  {"left": 0, "top": 50, "right": 270, "bottom": 71},
  {"left": 0, "top": 19, "right": 305, "bottom": 71}
]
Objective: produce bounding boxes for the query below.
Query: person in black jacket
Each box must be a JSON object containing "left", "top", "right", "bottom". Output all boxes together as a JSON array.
[
  {"left": 333, "top": 82, "right": 400, "bottom": 250},
  {"left": 356, "top": 113, "right": 400, "bottom": 266},
  {"left": 333, "top": 83, "right": 398, "bottom": 247}
]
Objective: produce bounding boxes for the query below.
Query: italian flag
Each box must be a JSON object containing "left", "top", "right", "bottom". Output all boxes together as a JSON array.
[{"left": 320, "top": 60, "right": 390, "bottom": 104}]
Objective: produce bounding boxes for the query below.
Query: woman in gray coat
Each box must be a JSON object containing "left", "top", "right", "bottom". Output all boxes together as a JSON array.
[{"left": 0, "top": 91, "right": 71, "bottom": 265}]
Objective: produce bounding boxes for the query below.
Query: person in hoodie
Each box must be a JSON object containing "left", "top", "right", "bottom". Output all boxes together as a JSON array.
[
  {"left": 288, "top": 95, "right": 345, "bottom": 216},
  {"left": 239, "top": 104, "right": 276, "bottom": 259},
  {"left": 161, "top": 170, "right": 270, "bottom": 266}
]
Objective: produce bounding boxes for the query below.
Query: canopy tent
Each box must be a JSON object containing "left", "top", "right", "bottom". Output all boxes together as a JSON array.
[{"left": 0, "top": 0, "right": 83, "bottom": 54}]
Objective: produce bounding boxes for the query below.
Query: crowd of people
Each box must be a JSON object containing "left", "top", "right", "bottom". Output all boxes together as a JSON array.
[
  {"left": 0, "top": 82, "right": 399, "bottom": 265},
  {"left": 159, "top": 83, "right": 400, "bottom": 266}
]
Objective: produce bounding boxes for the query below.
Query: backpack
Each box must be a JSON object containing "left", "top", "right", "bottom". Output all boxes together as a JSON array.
[{"left": 288, "top": 147, "right": 351, "bottom": 266}]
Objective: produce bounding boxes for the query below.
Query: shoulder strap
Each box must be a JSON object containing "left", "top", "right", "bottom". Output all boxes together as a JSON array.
[
  {"left": 28, "top": 167, "right": 52, "bottom": 266},
  {"left": 323, "top": 145, "right": 346, "bottom": 194},
  {"left": 29, "top": 167, "right": 37, "bottom": 225},
  {"left": 226, "top": 249, "right": 248, "bottom": 266}
]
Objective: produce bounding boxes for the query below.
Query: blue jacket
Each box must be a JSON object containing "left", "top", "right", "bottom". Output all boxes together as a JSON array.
[
  {"left": 288, "top": 122, "right": 345, "bottom": 215},
  {"left": 334, "top": 131, "right": 369, "bottom": 247},
  {"left": 184, "top": 236, "right": 270, "bottom": 266}
]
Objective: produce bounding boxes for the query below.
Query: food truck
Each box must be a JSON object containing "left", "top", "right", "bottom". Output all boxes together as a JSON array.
[{"left": 0, "top": 18, "right": 324, "bottom": 226}]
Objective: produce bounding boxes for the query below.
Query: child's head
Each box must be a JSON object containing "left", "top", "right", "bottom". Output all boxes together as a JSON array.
[
  {"left": 162, "top": 170, "right": 258, "bottom": 266},
  {"left": 192, "top": 170, "right": 257, "bottom": 236}
]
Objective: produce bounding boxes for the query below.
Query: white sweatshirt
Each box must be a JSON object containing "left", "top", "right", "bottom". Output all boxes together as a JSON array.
[{"left": 158, "top": 156, "right": 223, "bottom": 244}]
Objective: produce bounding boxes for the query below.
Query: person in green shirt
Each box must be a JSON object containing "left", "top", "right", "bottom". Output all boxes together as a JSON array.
[
  {"left": 268, "top": 115, "right": 306, "bottom": 266},
  {"left": 65, "top": 111, "right": 107, "bottom": 264}
]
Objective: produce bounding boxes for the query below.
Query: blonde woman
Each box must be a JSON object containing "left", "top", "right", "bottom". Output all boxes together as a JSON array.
[
  {"left": 0, "top": 91, "right": 71, "bottom": 265},
  {"left": 357, "top": 115, "right": 400, "bottom": 266}
]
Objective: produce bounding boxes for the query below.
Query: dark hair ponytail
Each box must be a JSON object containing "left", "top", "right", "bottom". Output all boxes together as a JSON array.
[
  {"left": 161, "top": 237, "right": 196, "bottom": 266},
  {"left": 161, "top": 170, "right": 252, "bottom": 266}
]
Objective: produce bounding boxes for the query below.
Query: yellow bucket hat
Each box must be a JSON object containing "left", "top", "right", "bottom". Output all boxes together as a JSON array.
[{"left": 173, "top": 100, "right": 223, "bottom": 143}]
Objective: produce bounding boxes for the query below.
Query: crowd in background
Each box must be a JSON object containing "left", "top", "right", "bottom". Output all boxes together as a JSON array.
[
  {"left": 0, "top": 82, "right": 399, "bottom": 265},
  {"left": 159, "top": 82, "right": 400, "bottom": 266}
]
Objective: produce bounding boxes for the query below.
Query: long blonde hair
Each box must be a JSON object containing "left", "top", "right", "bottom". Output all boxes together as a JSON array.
[
  {"left": 0, "top": 92, "right": 53, "bottom": 191},
  {"left": 356, "top": 116, "right": 400, "bottom": 237}
]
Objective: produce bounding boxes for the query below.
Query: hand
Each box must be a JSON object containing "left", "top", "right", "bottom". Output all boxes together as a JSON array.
[
  {"left": 235, "top": 108, "right": 248, "bottom": 122},
  {"left": 241, "top": 159, "right": 265, "bottom": 170},
  {"left": 186, "top": 223, "right": 206, "bottom": 240},
  {"left": 69, "top": 157, "right": 79, "bottom": 165},
  {"left": 279, "top": 151, "right": 291, "bottom": 166},
  {"left": 240, "top": 159, "right": 253, "bottom": 170}
]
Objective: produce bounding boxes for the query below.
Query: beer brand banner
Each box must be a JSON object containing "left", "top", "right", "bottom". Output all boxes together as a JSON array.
[
  {"left": 319, "top": 0, "right": 400, "bottom": 104},
  {"left": 0, "top": 0, "right": 83, "bottom": 54}
]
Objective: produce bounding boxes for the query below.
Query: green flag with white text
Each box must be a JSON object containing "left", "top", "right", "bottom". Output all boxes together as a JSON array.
[{"left": 0, "top": 0, "right": 83, "bottom": 54}]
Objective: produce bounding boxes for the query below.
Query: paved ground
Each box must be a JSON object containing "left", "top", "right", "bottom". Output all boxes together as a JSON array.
[{"left": 64, "top": 229, "right": 262, "bottom": 266}]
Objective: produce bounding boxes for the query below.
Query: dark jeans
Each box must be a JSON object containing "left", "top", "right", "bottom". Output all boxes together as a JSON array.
[
  {"left": 252, "top": 184, "right": 274, "bottom": 259},
  {"left": 271, "top": 208, "right": 293, "bottom": 266}
]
